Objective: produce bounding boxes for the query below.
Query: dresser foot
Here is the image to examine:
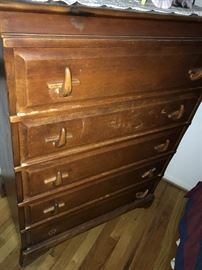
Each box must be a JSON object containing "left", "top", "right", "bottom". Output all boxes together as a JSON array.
[
  {"left": 19, "top": 251, "right": 28, "bottom": 267},
  {"left": 143, "top": 195, "right": 155, "bottom": 208},
  {"left": 20, "top": 252, "right": 32, "bottom": 267},
  {"left": 19, "top": 249, "right": 47, "bottom": 267}
]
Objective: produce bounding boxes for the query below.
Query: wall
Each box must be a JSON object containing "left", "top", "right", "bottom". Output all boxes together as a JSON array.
[{"left": 164, "top": 104, "right": 202, "bottom": 190}]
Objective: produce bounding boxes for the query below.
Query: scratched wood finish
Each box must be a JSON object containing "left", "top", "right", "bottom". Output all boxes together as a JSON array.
[
  {"left": 18, "top": 93, "right": 199, "bottom": 162},
  {"left": 0, "top": 181, "right": 186, "bottom": 270},
  {"left": 0, "top": 1, "right": 202, "bottom": 266}
]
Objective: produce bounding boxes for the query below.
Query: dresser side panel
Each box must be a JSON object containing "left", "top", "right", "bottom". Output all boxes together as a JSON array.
[{"left": 0, "top": 42, "right": 19, "bottom": 224}]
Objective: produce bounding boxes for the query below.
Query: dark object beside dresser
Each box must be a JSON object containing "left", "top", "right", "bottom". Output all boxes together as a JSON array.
[
  {"left": 175, "top": 182, "right": 202, "bottom": 270},
  {"left": 0, "top": 0, "right": 201, "bottom": 266}
]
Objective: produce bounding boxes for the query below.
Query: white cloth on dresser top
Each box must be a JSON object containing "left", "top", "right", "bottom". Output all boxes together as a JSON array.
[{"left": 32, "top": 0, "right": 202, "bottom": 16}]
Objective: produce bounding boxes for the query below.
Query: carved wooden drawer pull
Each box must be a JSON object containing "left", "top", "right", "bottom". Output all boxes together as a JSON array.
[
  {"left": 55, "top": 128, "right": 66, "bottom": 147},
  {"left": 47, "top": 67, "right": 80, "bottom": 97},
  {"left": 63, "top": 67, "right": 72, "bottom": 97},
  {"left": 43, "top": 201, "right": 65, "bottom": 215},
  {"left": 189, "top": 68, "right": 202, "bottom": 81},
  {"left": 45, "top": 128, "right": 73, "bottom": 148},
  {"left": 141, "top": 168, "right": 156, "bottom": 179},
  {"left": 43, "top": 171, "right": 69, "bottom": 186},
  {"left": 154, "top": 139, "right": 170, "bottom": 153},
  {"left": 168, "top": 105, "right": 185, "bottom": 121},
  {"left": 136, "top": 189, "right": 149, "bottom": 199}
]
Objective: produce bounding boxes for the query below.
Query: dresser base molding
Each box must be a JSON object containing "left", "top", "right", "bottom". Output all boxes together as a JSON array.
[{"left": 20, "top": 193, "right": 154, "bottom": 267}]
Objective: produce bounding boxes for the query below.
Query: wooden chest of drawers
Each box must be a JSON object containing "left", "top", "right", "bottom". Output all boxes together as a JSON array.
[{"left": 0, "top": 1, "right": 202, "bottom": 266}]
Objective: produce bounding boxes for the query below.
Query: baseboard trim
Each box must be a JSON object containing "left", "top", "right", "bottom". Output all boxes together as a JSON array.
[{"left": 163, "top": 177, "right": 188, "bottom": 192}]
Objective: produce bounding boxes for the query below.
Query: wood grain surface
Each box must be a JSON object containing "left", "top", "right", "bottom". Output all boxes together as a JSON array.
[{"left": 0, "top": 180, "right": 186, "bottom": 270}]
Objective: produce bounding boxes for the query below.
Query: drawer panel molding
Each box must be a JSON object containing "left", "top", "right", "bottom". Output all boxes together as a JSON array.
[
  {"left": 24, "top": 168, "right": 160, "bottom": 225},
  {"left": 14, "top": 42, "right": 202, "bottom": 112},
  {"left": 20, "top": 128, "right": 182, "bottom": 198}
]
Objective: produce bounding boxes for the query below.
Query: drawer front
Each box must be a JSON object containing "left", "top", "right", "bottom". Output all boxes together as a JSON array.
[
  {"left": 14, "top": 41, "right": 202, "bottom": 112},
  {"left": 22, "top": 128, "right": 181, "bottom": 197},
  {"left": 19, "top": 94, "right": 198, "bottom": 161},
  {"left": 25, "top": 161, "right": 164, "bottom": 225},
  {"left": 25, "top": 181, "right": 156, "bottom": 245}
]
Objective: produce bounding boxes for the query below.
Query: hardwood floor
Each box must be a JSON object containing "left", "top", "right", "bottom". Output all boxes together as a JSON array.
[{"left": 0, "top": 180, "right": 186, "bottom": 270}]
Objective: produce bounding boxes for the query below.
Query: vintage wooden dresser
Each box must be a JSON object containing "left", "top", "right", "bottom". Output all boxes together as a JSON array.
[{"left": 0, "top": 0, "right": 202, "bottom": 266}]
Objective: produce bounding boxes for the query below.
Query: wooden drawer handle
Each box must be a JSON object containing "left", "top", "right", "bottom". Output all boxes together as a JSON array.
[
  {"left": 45, "top": 128, "right": 73, "bottom": 148},
  {"left": 141, "top": 168, "right": 156, "bottom": 179},
  {"left": 44, "top": 171, "right": 69, "bottom": 186},
  {"left": 47, "top": 67, "right": 80, "bottom": 97},
  {"left": 168, "top": 105, "right": 185, "bottom": 121},
  {"left": 154, "top": 139, "right": 170, "bottom": 153},
  {"left": 43, "top": 201, "right": 65, "bottom": 215},
  {"left": 63, "top": 67, "right": 72, "bottom": 97},
  {"left": 136, "top": 189, "right": 149, "bottom": 199},
  {"left": 55, "top": 128, "right": 66, "bottom": 147},
  {"left": 189, "top": 68, "right": 202, "bottom": 81}
]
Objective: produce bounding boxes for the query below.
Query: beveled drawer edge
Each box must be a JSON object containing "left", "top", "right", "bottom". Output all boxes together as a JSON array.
[
  {"left": 21, "top": 179, "right": 158, "bottom": 232},
  {"left": 18, "top": 153, "right": 171, "bottom": 206},
  {"left": 14, "top": 122, "right": 188, "bottom": 171},
  {"left": 9, "top": 87, "right": 202, "bottom": 123}
]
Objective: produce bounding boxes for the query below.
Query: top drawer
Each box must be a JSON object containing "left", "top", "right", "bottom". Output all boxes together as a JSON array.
[{"left": 14, "top": 40, "right": 202, "bottom": 112}]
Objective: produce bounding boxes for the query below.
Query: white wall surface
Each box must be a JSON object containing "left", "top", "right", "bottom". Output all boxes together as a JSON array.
[{"left": 165, "top": 104, "right": 202, "bottom": 190}]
